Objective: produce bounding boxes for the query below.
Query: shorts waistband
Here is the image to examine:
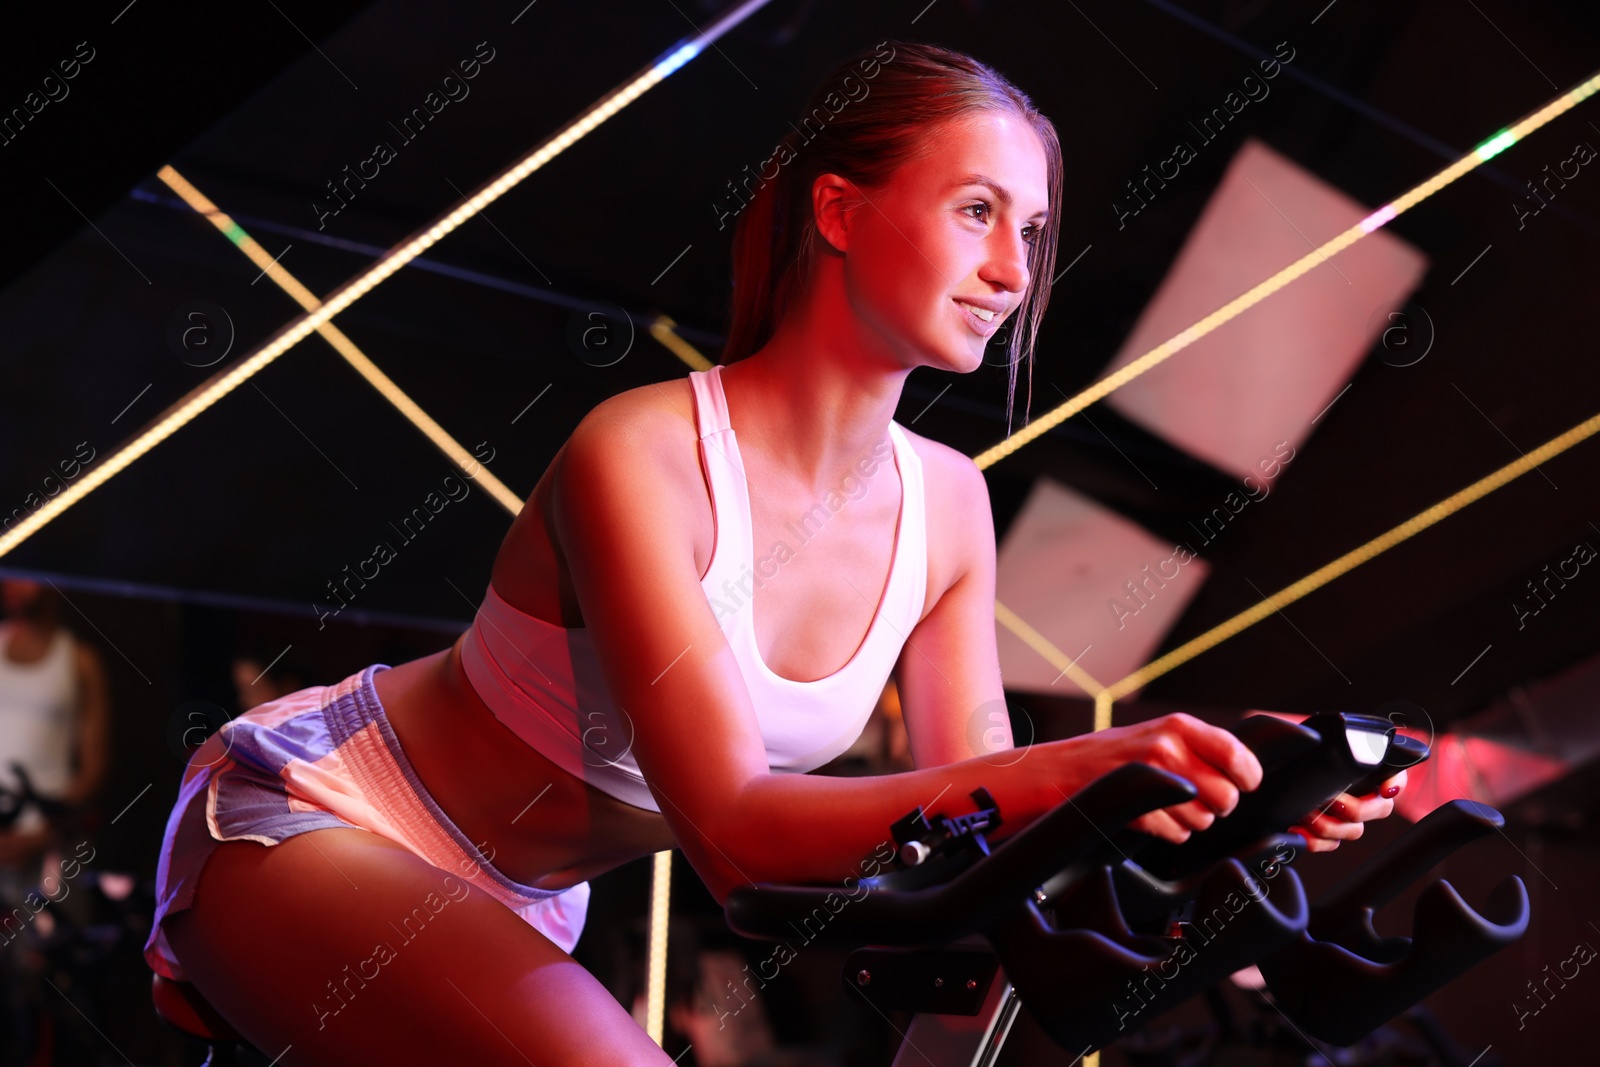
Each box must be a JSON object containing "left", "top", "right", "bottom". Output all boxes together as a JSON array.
[{"left": 329, "top": 663, "right": 570, "bottom": 904}]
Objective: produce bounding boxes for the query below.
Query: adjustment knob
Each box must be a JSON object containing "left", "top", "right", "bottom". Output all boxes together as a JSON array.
[{"left": 899, "top": 840, "right": 932, "bottom": 866}]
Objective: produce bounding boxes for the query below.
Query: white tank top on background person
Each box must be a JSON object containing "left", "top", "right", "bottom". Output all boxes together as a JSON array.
[{"left": 0, "top": 621, "right": 79, "bottom": 831}]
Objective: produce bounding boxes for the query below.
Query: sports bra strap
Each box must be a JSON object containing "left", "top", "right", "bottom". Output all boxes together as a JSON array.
[{"left": 690, "top": 364, "right": 733, "bottom": 439}]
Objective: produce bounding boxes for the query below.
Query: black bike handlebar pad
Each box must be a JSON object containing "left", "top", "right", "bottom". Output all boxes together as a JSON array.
[
  {"left": 723, "top": 763, "right": 1197, "bottom": 947},
  {"left": 1255, "top": 800, "right": 1530, "bottom": 1047},
  {"left": 1131, "top": 712, "right": 1422, "bottom": 882},
  {"left": 991, "top": 856, "right": 1309, "bottom": 1054}
]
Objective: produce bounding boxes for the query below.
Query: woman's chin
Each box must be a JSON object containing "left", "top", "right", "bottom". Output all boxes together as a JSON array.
[
  {"left": 951, "top": 340, "right": 989, "bottom": 373},
  {"left": 905, "top": 334, "right": 988, "bottom": 374}
]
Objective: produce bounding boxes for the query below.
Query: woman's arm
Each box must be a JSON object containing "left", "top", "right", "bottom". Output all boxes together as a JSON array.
[
  {"left": 556, "top": 402, "right": 1263, "bottom": 903},
  {"left": 893, "top": 451, "right": 1263, "bottom": 844}
]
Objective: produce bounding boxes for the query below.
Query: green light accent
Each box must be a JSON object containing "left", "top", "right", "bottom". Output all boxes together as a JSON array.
[
  {"left": 222, "top": 221, "right": 249, "bottom": 248},
  {"left": 1475, "top": 129, "right": 1518, "bottom": 161}
]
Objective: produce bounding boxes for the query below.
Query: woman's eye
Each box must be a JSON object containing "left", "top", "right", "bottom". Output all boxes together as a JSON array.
[{"left": 968, "top": 202, "right": 1040, "bottom": 245}]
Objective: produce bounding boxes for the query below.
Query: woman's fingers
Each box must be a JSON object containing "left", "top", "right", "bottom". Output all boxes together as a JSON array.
[
  {"left": 1164, "top": 799, "right": 1218, "bottom": 833},
  {"left": 1317, "top": 790, "right": 1395, "bottom": 823},
  {"left": 1134, "top": 808, "right": 1194, "bottom": 844},
  {"left": 1300, "top": 808, "right": 1366, "bottom": 841},
  {"left": 1375, "top": 767, "right": 1408, "bottom": 799},
  {"left": 1126, "top": 714, "right": 1253, "bottom": 820},
  {"left": 1174, "top": 761, "right": 1241, "bottom": 821},
  {"left": 1171, "top": 714, "right": 1264, "bottom": 793},
  {"left": 1288, "top": 824, "right": 1339, "bottom": 852}
]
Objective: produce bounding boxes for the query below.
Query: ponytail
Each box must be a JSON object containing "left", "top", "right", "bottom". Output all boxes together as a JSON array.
[{"left": 723, "top": 128, "right": 809, "bottom": 368}]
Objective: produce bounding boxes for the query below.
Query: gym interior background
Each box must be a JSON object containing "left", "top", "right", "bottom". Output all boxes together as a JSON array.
[{"left": 1, "top": 0, "right": 1598, "bottom": 1064}]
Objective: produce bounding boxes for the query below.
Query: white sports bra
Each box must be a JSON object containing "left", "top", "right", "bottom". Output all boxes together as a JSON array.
[{"left": 458, "top": 363, "right": 929, "bottom": 812}]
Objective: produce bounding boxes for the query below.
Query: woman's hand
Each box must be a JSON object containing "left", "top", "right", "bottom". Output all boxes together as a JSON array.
[
  {"left": 1287, "top": 768, "right": 1408, "bottom": 853},
  {"left": 1049, "top": 713, "right": 1264, "bottom": 844}
]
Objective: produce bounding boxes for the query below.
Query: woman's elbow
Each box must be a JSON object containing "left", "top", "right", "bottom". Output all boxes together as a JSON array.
[
  {"left": 678, "top": 844, "right": 747, "bottom": 908},
  {"left": 674, "top": 817, "right": 773, "bottom": 907}
]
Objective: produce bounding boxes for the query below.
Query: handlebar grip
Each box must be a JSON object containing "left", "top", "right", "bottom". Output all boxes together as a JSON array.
[
  {"left": 1348, "top": 731, "right": 1429, "bottom": 797},
  {"left": 1133, "top": 712, "right": 1400, "bottom": 881}
]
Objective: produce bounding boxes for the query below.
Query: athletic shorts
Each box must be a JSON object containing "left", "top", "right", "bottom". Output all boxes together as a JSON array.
[{"left": 143, "top": 663, "right": 589, "bottom": 982}]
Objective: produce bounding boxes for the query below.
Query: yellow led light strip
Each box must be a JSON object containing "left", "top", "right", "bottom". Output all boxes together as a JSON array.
[
  {"left": 994, "top": 599, "right": 1107, "bottom": 702},
  {"left": 971, "top": 65, "right": 1600, "bottom": 472},
  {"left": 0, "top": 0, "right": 775, "bottom": 562},
  {"left": 156, "top": 165, "right": 525, "bottom": 516},
  {"left": 644, "top": 849, "right": 673, "bottom": 1045},
  {"left": 1107, "top": 405, "right": 1600, "bottom": 699},
  {"left": 648, "top": 315, "right": 714, "bottom": 371}
]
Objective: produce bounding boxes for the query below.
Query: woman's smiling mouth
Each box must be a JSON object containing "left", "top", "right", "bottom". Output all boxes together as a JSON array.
[{"left": 954, "top": 297, "right": 1003, "bottom": 336}]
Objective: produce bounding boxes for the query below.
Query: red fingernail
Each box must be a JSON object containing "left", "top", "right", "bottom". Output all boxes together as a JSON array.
[
  {"left": 1381, "top": 785, "right": 1401, "bottom": 799},
  {"left": 1332, "top": 801, "right": 1350, "bottom": 818}
]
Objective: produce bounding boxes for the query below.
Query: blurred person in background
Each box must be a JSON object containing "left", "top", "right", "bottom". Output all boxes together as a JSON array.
[
  {"left": 230, "top": 640, "right": 315, "bottom": 713},
  {"left": 0, "top": 577, "right": 110, "bottom": 1067}
]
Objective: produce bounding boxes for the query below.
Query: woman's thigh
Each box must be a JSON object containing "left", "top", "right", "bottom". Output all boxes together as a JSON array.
[{"left": 166, "top": 827, "right": 670, "bottom": 1067}]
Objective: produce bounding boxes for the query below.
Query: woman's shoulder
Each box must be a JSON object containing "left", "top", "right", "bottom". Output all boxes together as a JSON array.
[
  {"left": 893, "top": 421, "right": 991, "bottom": 515},
  {"left": 574, "top": 375, "right": 696, "bottom": 437},
  {"left": 554, "top": 376, "right": 706, "bottom": 511},
  {"left": 892, "top": 422, "right": 995, "bottom": 607}
]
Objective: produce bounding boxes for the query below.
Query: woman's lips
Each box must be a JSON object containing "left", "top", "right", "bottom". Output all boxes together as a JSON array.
[{"left": 954, "top": 298, "right": 1002, "bottom": 337}]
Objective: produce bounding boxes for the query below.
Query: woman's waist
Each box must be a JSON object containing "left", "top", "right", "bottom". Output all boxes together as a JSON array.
[{"left": 374, "top": 644, "right": 675, "bottom": 889}]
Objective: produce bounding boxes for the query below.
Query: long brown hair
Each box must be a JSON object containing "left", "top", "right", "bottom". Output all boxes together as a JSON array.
[{"left": 721, "top": 39, "right": 1063, "bottom": 434}]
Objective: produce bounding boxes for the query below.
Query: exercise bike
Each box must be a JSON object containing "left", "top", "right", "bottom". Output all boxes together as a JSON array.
[{"left": 723, "top": 712, "right": 1529, "bottom": 1066}]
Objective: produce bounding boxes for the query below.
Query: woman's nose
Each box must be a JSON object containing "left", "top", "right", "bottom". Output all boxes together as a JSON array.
[{"left": 982, "top": 230, "right": 1031, "bottom": 295}]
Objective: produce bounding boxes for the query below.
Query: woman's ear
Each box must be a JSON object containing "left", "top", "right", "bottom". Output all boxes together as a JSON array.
[{"left": 811, "top": 172, "right": 858, "bottom": 254}]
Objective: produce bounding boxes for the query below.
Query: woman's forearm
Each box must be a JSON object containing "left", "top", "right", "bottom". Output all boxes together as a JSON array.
[
  {"left": 683, "top": 711, "right": 1275, "bottom": 903},
  {"left": 684, "top": 745, "right": 1066, "bottom": 903}
]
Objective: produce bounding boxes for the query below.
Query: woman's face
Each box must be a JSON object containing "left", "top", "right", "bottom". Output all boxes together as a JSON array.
[{"left": 837, "top": 110, "right": 1050, "bottom": 374}]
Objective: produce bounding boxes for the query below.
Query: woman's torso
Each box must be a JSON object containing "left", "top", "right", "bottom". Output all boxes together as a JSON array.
[{"left": 374, "top": 373, "right": 955, "bottom": 891}]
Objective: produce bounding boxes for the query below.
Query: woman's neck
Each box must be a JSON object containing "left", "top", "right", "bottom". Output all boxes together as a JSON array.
[{"left": 726, "top": 332, "right": 910, "bottom": 496}]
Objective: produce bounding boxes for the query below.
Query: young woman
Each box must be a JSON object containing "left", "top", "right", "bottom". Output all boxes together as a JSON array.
[{"left": 145, "top": 40, "right": 1404, "bottom": 1066}]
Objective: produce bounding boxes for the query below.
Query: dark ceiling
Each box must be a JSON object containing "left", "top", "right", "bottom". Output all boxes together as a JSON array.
[{"left": 2, "top": 0, "right": 1598, "bottom": 731}]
